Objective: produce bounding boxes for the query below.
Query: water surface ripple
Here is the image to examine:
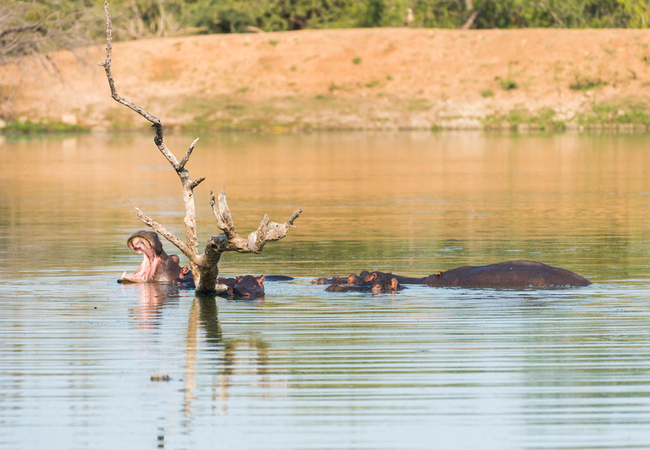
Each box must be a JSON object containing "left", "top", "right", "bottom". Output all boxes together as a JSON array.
[{"left": 1, "top": 132, "right": 650, "bottom": 449}]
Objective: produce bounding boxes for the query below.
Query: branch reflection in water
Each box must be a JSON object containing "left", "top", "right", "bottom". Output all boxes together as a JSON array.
[
  {"left": 180, "top": 294, "right": 272, "bottom": 427},
  {"left": 124, "top": 282, "right": 278, "bottom": 440}
]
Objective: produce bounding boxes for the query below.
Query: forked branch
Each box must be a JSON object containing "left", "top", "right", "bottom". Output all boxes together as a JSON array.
[{"left": 210, "top": 188, "right": 303, "bottom": 254}]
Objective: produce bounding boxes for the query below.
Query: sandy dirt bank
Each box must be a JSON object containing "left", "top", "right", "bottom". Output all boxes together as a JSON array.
[{"left": 2, "top": 27, "right": 650, "bottom": 131}]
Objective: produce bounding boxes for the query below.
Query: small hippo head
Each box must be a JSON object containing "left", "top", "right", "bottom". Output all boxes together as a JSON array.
[
  {"left": 232, "top": 275, "right": 266, "bottom": 299},
  {"left": 347, "top": 274, "right": 365, "bottom": 285},
  {"left": 370, "top": 277, "right": 401, "bottom": 294},
  {"left": 118, "top": 230, "right": 182, "bottom": 284},
  {"left": 326, "top": 283, "right": 349, "bottom": 292}
]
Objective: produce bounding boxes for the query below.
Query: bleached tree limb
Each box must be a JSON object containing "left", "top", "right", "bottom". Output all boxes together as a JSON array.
[
  {"left": 178, "top": 138, "right": 199, "bottom": 170},
  {"left": 99, "top": 2, "right": 161, "bottom": 127},
  {"left": 101, "top": 1, "right": 301, "bottom": 293},
  {"left": 135, "top": 208, "right": 200, "bottom": 266},
  {"left": 100, "top": 1, "right": 202, "bottom": 261},
  {"left": 210, "top": 188, "right": 303, "bottom": 254}
]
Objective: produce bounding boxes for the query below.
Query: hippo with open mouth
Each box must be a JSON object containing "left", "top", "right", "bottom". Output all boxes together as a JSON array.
[
  {"left": 117, "top": 232, "right": 268, "bottom": 296},
  {"left": 118, "top": 230, "right": 186, "bottom": 284}
]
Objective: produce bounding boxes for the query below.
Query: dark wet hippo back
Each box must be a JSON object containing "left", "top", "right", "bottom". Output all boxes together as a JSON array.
[
  {"left": 423, "top": 260, "right": 591, "bottom": 288},
  {"left": 264, "top": 275, "right": 294, "bottom": 281},
  {"left": 424, "top": 260, "right": 592, "bottom": 288},
  {"left": 362, "top": 271, "right": 424, "bottom": 285}
]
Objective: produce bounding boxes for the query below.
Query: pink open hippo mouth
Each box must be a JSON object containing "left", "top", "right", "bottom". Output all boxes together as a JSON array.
[{"left": 118, "top": 230, "right": 182, "bottom": 284}]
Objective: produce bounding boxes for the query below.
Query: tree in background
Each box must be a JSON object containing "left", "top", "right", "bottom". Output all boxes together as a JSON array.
[
  {"left": 181, "top": 0, "right": 650, "bottom": 32},
  {"left": 0, "top": 0, "right": 95, "bottom": 63},
  {"left": 411, "top": 0, "right": 650, "bottom": 29},
  {"left": 0, "top": 0, "right": 648, "bottom": 54}
]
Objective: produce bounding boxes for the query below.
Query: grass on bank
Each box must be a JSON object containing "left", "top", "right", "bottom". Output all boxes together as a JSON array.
[
  {"left": 483, "top": 107, "right": 566, "bottom": 131},
  {"left": 6, "top": 99, "right": 650, "bottom": 135},
  {"left": 1, "top": 119, "right": 90, "bottom": 134},
  {"left": 103, "top": 99, "right": 650, "bottom": 132},
  {"left": 569, "top": 75, "right": 608, "bottom": 91},
  {"left": 576, "top": 101, "right": 650, "bottom": 125}
]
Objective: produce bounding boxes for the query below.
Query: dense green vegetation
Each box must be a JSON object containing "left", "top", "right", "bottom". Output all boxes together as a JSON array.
[
  {"left": 0, "top": 0, "right": 647, "bottom": 53},
  {"left": 107, "top": 0, "right": 650, "bottom": 34}
]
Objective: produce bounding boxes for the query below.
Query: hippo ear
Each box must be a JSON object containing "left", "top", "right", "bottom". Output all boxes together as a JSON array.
[
  {"left": 257, "top": 275, "right": 265, "bottom": 286},
  {"left": 170, "top": 255, "right": 179, "bottom": 264},
  {"left": 365, "top": 273, "right": 378, "bottom": 282},
  {"left": 181, "top": 266, "right": 190, "bottom": 276},
  {"left": 236, "top": 276, "right": 243, "bottom": 283}
]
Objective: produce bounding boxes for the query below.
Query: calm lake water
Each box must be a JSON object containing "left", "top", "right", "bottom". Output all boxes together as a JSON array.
[{"left": 2, "top": 131, "right": 650, "bottom": 449}]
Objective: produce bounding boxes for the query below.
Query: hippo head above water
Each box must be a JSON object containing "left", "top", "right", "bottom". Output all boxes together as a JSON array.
[
  {"left": 118, "top": 230, "right": 183, "bottom": 284},
  {"left": 217, "top": 275, "right": 266, "bottom": 299},
  {"left": 232, "top": 275, "right": 266, "bottom": 299}
]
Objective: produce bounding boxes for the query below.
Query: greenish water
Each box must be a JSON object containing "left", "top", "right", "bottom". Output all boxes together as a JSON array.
[{"left": 1, "top": 132, "right": 650, "bottom": 449}]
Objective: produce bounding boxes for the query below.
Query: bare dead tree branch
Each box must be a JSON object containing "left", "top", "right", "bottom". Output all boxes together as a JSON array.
[
  {"left": 0, "top": 24, "right": 47, "bottom": 41},
  {"left": 135, "top": 207, "right": 200, "bottom": 265},
  {"left": 0, "top": 4, "right": 94, "bottom": 70},
  {"left": 189, "top": 177, "right": 205, "bottom": 191},
  {"left": 210, "top": 188, "right": 303, "bottom": 254},
  {"left": 100, "top": 0, "right": 202, "bottom": 262},
  {"left": 101, "top": 0, "right": 301, "bottom": 293},
  {"left": 178, "top": 138, "right": 200, "bottom": 170}
]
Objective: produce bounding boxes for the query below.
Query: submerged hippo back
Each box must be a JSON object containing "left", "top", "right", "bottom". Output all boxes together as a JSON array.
[{"left": 424, "top": 260, "right": 591, "bottom": 288}]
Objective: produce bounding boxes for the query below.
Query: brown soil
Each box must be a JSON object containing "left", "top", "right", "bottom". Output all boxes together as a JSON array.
[{"left": 2, "top": 28, "right": 650, "bottom": 131}]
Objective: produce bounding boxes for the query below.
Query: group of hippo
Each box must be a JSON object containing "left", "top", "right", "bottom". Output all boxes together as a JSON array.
[
  {"left": 118, "top": 230, "right": 592, "bottom": 299},
  {"left": 118, "top": 230, "right": 280, "bottom": 298}
]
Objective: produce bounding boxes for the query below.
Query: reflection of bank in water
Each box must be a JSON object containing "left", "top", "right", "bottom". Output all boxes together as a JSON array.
[{"left": 182, "top": 297, "right": 285, "bottom": 425}]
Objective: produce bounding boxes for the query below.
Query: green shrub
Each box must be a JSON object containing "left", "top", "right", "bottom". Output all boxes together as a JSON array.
[
  {"left": 497, "top": 76, "right": 518, "bottom": 91},
  {"left": 569, "top": 75, "right": 607, "bottom": 91}
]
